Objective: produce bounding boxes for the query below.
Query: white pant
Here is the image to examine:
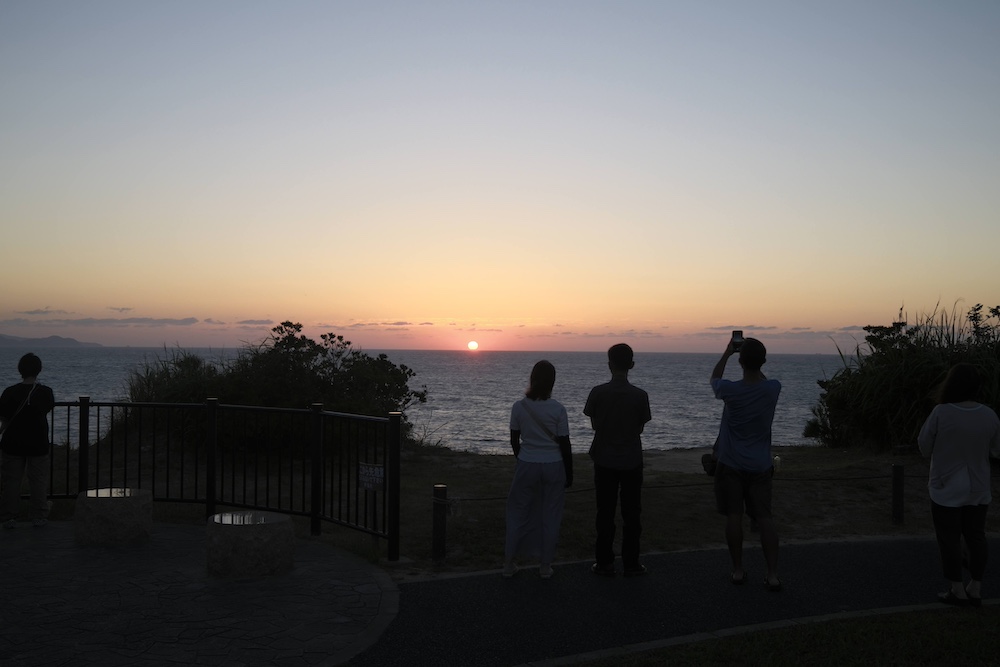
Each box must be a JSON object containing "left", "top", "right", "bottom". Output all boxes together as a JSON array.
[
  {"left": 0, "top": 453, "right": 50, "bottom": 521},
  {"left": 504, "top": 460, "right": 566, "bottom": 564}
]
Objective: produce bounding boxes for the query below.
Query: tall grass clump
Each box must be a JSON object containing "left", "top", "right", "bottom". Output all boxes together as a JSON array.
[{"left": 805, "top": 303, "right": 1000, "bottom": 449}]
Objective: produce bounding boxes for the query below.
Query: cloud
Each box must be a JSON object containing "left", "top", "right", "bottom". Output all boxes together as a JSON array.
[
  {"left": 562, "top": 329, "right": 664, "bottom": 339},
  {"left": 203, "top": 318, "right": 227, "bottom": 325},
  {"left": 17, "top": 308, "right": 71, "bottom": 316},
  {"left": 419, "top": 322, "right": 434, "bottom": 326},
  {"left": 704, "top": 325, "right": 778, "bottom": 332},
  {"left": 108, "top": 306, "right": 133, "bottom": 314},
  {"left": 0, "top": 316, "right": 198, "bottom": 328}
]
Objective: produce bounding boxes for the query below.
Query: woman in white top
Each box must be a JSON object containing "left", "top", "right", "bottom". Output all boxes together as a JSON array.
[
  {"left": 918, "top": 363, "right": 1000, "bottom": 606},
  {"left": 503, "top": 360, "right": 573, "bottom": 579}
]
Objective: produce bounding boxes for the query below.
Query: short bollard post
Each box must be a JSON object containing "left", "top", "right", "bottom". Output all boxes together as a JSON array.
[
  {"left": 891, "top": 464, "right": 904, "bottom": 525},
  {"left": 432, "top": 484, "right": 448, "bottom": 561}
]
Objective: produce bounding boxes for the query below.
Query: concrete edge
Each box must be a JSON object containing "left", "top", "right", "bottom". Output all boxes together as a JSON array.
[{"left": 325, "top": 559, "right": 401, "bottom": 667}]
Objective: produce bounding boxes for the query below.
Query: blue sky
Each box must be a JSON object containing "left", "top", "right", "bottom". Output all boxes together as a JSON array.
[{"left": 1, "top": 1, "right": 998, "bottom": 352}]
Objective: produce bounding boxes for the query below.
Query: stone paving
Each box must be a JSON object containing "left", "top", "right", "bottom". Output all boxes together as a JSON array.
[
  {"left": 0, "top": 520, "right": 397, "bottom": 666},
  {"left": 4, "top": 519, "right": 997, "bottom": 667}
]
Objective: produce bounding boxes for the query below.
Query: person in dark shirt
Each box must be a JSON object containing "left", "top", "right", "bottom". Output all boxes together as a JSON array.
[
  {"left": 0, "top": 353, "right": 56, "bottom": 528},
  {"left": 584, "top": 344, "right": 652, "bottom": 576}
]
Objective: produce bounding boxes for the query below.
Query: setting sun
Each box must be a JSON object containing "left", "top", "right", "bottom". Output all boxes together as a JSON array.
[{"left": 467, "top": 341, "right": 479, "bottom": 350}]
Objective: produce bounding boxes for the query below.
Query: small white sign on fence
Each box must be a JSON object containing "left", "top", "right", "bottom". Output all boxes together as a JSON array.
[{"left": 358, "top": 463, "right": 385, "bottom": 492}]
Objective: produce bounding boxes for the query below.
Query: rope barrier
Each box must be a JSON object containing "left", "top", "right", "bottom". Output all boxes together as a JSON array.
[
  {"left": 447, "top": 472, "right": 930, "bottom": 503},
  {"left": 430, "top": 465, "right": 958, "bottom": 555}
]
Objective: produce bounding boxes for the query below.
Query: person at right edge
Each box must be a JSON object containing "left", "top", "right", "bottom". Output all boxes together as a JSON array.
[
  {"left": 584, "top": 343, "right": 652, "bottom": 577},
  {"left": 710, "top": 336, "right": 782, "bottom": 591},
  {"left": 917, "top": 363, "right": 1000, "bottom": 607}
]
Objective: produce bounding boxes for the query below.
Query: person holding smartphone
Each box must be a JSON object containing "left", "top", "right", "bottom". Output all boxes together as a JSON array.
[{"left": 710, "top": 334, "right": 782, "bottom": 590}]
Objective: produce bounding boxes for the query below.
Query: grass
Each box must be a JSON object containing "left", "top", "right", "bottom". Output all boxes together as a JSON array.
[
  {"left": 356, "top": 443, "right": 994, "bottom": 576},
  {"left": 580, "top": 606, "right": 1000, "bottom": 666}
]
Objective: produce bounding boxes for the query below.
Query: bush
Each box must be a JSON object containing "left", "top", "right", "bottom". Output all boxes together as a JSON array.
[
  {"left": 126, "top": 321, "right": 427, "bottom": 425},
  {"left": 805, "top": 304, "right": 1000, "bottom": 449}
]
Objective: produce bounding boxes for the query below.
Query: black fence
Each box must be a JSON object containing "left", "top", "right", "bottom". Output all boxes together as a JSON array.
[{"left": 45, "top": 397, "right": 401, "bottom": 560}]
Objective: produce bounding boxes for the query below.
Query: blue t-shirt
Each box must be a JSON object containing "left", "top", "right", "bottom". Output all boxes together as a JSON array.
[{"left": 711, "top": 377, "right": 781, "bottom": 473}]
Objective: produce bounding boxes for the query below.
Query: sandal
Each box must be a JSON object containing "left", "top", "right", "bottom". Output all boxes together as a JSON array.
[
  {"left": 731, "top": 570, "right": 747, "bottom": 585},
  {"left": 764, "top": 577, "right": 782, "bottom": 593}
]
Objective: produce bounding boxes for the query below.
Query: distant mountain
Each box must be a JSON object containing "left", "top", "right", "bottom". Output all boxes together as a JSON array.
[{"left": 0, "top": 333, "right": 102, "bottom": 348}]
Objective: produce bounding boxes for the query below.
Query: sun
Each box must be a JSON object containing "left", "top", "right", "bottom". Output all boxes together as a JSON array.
[{"left": 467, "top": 341, "right": 479, "bottom": 350}]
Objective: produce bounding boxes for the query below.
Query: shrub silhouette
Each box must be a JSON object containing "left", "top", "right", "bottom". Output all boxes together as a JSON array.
[
  {"left": 126, "top": 321, "right": 427, "bottom": 428},
  {"left": 806, "top": 304, "right": 1000, "bottom": 449}
]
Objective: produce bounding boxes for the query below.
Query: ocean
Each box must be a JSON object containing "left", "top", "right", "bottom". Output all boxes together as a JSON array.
[{"left": 0, "top": 347, "right": 841, "bottom": 455}]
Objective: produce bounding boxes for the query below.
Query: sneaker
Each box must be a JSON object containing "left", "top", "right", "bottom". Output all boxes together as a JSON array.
[
  {"left": 624, "top": 564, "right": 649, "bottom": 577},
  {"left": 502, "top": 561, "right": 518, "bottom": 578},
  {"left": 32, "top": 518, "right": 48, "bottom": 528},
  {"left": 2, "top": 519, "right": 16, "bottom": 529},
  {"left": 539, "top": 564, "right": 554, "bottom": 579},
  {"left": 591, "top": 562, "right": 615, "bottom": 577}
]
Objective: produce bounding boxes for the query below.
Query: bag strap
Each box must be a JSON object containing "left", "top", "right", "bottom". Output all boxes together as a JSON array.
[
  {"left": 520, "top": 398, "right": 559, "bottom": 443},
  {"left": 0, "top": 383, "right": 37, "bottom": 436}
]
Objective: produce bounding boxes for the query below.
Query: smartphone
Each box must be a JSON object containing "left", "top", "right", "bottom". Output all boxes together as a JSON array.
[{"left": 731, "top": 330, "right": 744, "bottom": 351}]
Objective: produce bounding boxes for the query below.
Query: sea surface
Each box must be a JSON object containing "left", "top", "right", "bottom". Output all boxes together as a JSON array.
[{"left": 0, "top": 347, "right": 843, "bottom": 455}]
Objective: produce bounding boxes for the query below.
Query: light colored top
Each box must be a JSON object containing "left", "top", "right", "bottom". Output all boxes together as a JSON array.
[
  {"left": 917, "top": 402, "right": 1000, "bottom": 507},
  {"left": 711, "top": 377, "right": 781, "bottom": 473},
  {"left": 510, "top": 397, "right": 569, "bottom": 464}
]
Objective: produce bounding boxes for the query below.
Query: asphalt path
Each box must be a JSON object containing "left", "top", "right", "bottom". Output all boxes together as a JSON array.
[{"left": 348, "top": 536, "right": 999, "bottom": 667}]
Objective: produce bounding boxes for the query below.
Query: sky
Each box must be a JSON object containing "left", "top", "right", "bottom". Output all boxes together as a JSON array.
[{"left": 2, "top": 1, "right": 998, "bottom": 354}]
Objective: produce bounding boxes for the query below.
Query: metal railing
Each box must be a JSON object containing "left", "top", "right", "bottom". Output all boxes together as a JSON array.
[{"left": 45, "top": 397, "right": 401, "bottom": 560}]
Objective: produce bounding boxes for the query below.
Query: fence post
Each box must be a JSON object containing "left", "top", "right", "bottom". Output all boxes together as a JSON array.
[
  {"left": 205, "top": 398, "right": 218, "bottom": 519},
  {"left": 77, "top": 397, "right": 90, "bottom": 494},
  {"left": 310, "top": 403, "right": 324, "bottom": 537},
  {"left": 891, "top": 463, "right": 904, "bottom": 525},
  {"left": 432, "top": 484, "right": 448, "bottom": 561},
  {"left": 387, "top": 412, "right": 401, "bottom": 561}
]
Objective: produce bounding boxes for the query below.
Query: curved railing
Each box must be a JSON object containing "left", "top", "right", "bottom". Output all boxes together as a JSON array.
[{"left": 45, "top": 398, "right": 401, "bottom": 560}]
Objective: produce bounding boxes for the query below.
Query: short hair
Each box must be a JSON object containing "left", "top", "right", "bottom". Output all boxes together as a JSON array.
[
  {"left": 608, "top": 343, "right": 634, "bottom": 371},
  {"left": 525, "top": 360, "right": 556, "bottom": 400},
  {"left": 935, "top": 363, "right": 981, "bottom": 404},
  {"left": 18, "top": 353, "right": 42, "bottom": 379},
  {"left": 738, "top": 338, "right": 766, "bottom": 372}
]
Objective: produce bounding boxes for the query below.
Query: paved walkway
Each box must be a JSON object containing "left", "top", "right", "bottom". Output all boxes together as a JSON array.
[
  {"left": 1, "top": 520, "right": 995, "bottom": 666},
  {"left": 352, "top": 536, "right": 998, "bottom": 666},
  {"left": 0, "top": 520, "right": 397, "bottom": 666}
]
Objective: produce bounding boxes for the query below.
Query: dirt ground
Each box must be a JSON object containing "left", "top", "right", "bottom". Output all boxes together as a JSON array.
[{"left": 361, "top": 444, "right": 1000, "bottom": 580}]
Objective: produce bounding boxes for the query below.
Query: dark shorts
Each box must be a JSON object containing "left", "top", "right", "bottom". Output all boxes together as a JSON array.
[{"left": 714, "top": 462, "right": 773, "bottom": 519}]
